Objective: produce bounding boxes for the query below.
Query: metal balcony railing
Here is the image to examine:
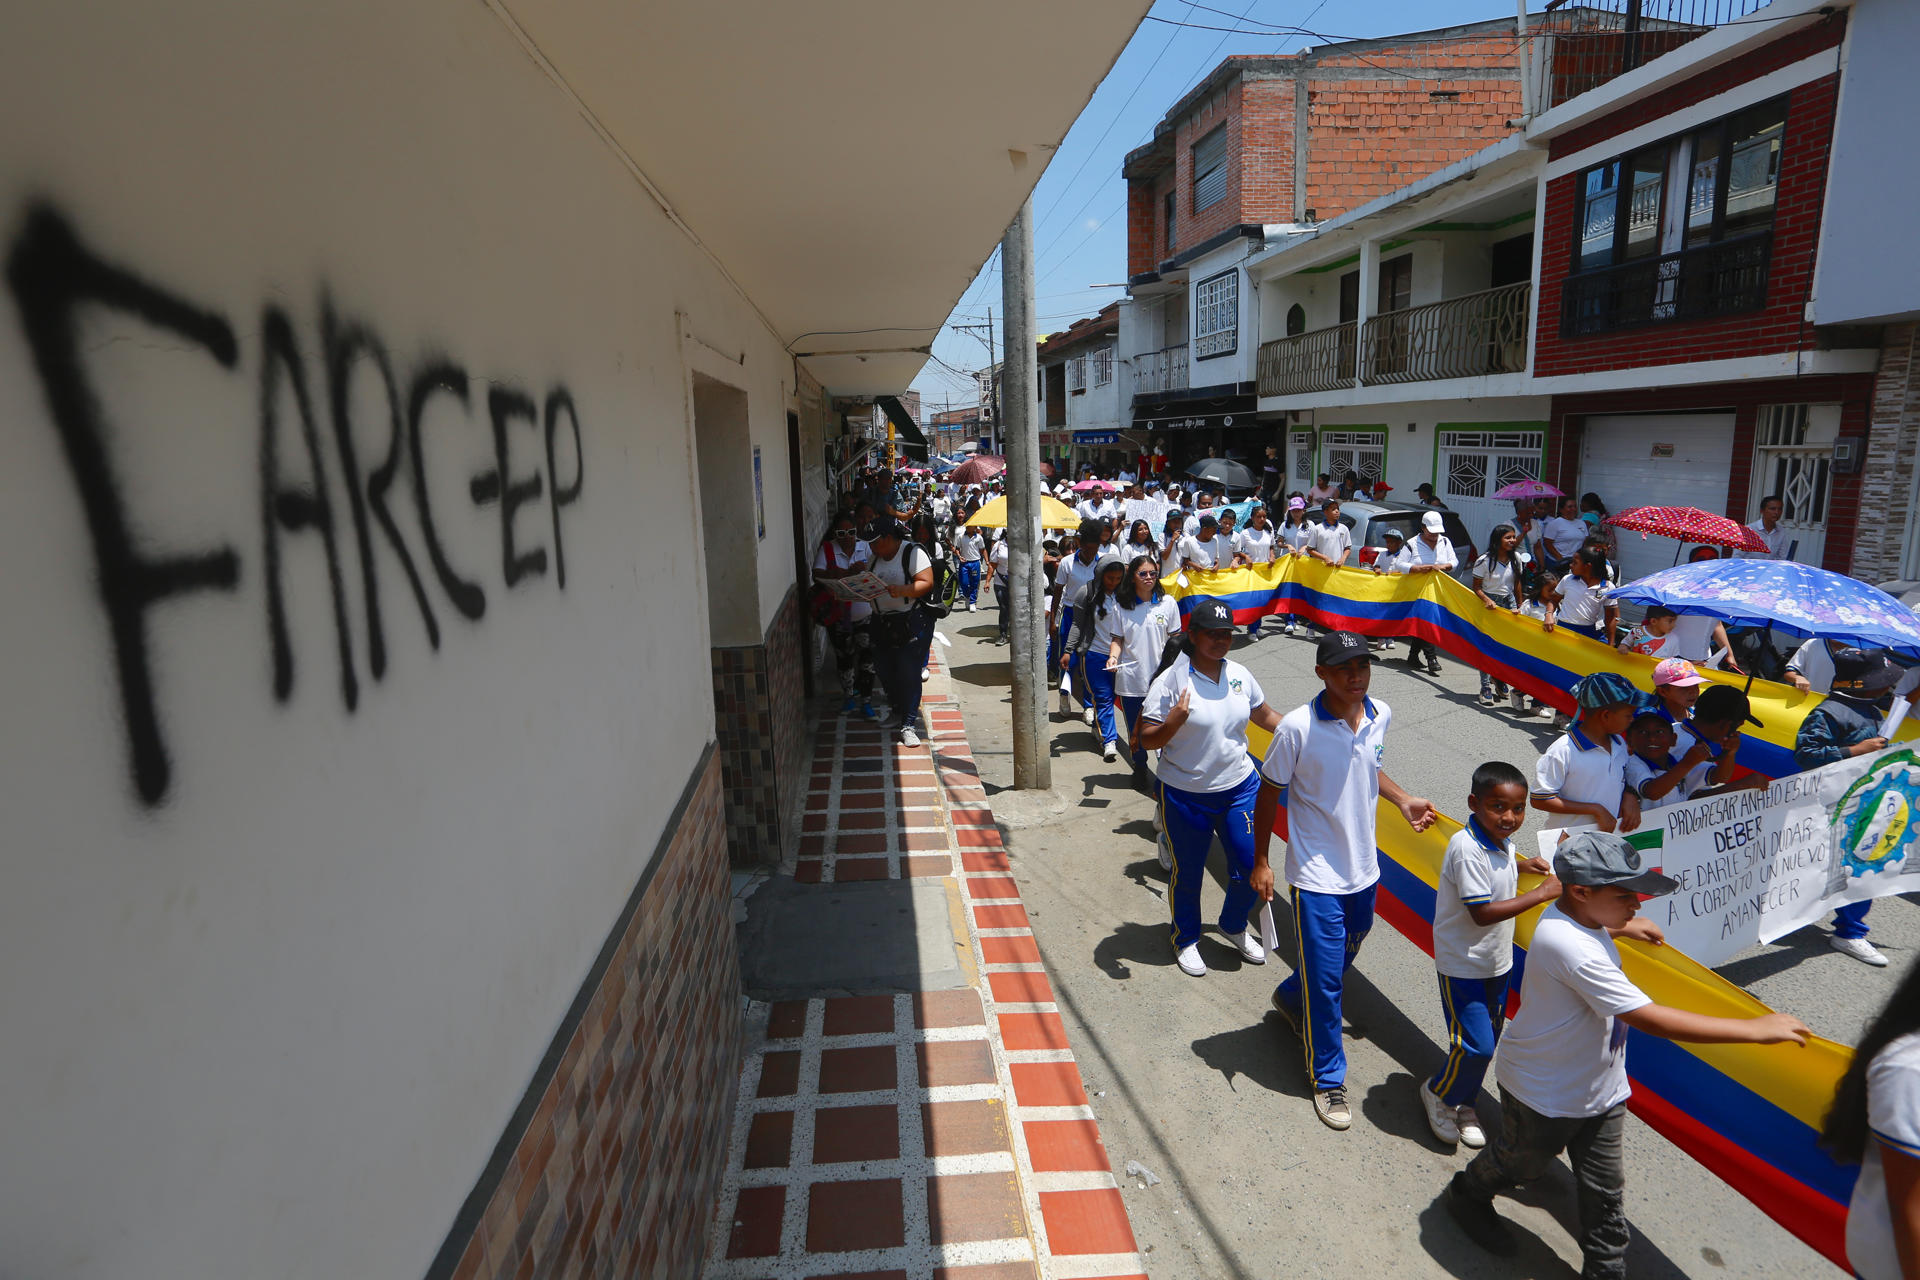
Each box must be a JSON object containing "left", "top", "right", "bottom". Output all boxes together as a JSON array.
[
  {"left": 1559, "top": 231, "right": 1771, "bottom": 338},
  {"left": 1133, "top": 343, "right": 1189, "bottom": 395},
  {"left": 1361, "top": 282, "right": 1532, "bottom": 384},
  {"left": 1256, "top": 322, "right": 1356, "bottom": 397}
]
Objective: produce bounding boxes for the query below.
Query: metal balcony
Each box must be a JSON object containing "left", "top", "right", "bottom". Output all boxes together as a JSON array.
[
  {"left": 1360, "top": 282, "right": 1532, "bottom": 385},
  {"left": 1559, "top": 231, "right": 1771, "bottom": 338},
  {"left": 1257, "top": 322, "right": 1356, "bottom": 397},
  {"left": 1132, "top": 343, "right": 1189, "bottom": 395}
]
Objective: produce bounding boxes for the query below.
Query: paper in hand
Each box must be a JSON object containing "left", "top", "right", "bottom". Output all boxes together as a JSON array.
[
  {"left": 1260, "top": 902, "right": 1281, "bottom": 954},
  {"left": 1882, "top": 695, "right": 1911, "bottom": 741}
]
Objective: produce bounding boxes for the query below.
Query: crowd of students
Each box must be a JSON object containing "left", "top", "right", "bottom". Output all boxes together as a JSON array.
[{"left": 817, "top": 461, "right": 1920, "bottom": 1278}]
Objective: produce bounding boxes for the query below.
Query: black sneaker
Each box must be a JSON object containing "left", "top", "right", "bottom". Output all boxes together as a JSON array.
[
  {"left": 1427, "top": 658, "right": 1442, "bottom": 676},
  {"left": 1445, "top": 1172, "right": 1517, "bottom": 1256}
]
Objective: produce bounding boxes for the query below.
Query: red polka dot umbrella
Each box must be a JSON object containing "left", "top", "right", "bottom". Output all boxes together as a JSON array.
[{"left": 1603, "top": 506, "right": 1770, "bottom": 553}]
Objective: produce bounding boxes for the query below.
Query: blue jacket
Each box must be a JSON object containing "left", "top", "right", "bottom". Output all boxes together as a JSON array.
[{"left": 1793, "top": 696, "right": 1882, "bottom": 771}]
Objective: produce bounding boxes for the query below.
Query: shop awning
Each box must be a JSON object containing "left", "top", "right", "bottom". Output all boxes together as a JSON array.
[{"left": 878, "top": 396, "right": 929, "bottom": 460}]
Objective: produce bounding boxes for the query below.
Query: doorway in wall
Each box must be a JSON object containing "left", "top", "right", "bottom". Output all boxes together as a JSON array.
[{"left": 692, "top": 374, "right": 780, "bottom": 867}]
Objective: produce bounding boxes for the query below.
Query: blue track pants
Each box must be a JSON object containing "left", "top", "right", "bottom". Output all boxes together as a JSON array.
[
  {"left": 957, "top": 559, "right": 981, "bottom": 604},
  {"left": 1162, "top": 770, "right": 1261, "bottom": 951},
  {"left": 1274, "top": 884, "right": 1377, "bottom": 1090},
  {"left": 1083, "top": 650, "right": 1118, "bottom": 745},
  {"left": 1429, "top": 972, "right": 1510, "bottom": 1106}
]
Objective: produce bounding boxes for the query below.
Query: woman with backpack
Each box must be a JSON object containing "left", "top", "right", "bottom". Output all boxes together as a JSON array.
[
  {"left": 865, "top": 516, "right": 936, "bottom": 747},
  {"left": 1108, "top": 553, "right": 1181, "bottom": 784},
  {"left": 812, "top": 514, "right": 878, "bottom": 720},
  {"left": 1064, "top": 553, "right": 1128, "bottom": 761}
]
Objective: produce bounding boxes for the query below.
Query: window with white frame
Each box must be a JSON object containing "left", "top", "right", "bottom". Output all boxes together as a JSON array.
[
  {"left": 1194, "top": 269, "right": 1238, "bottom": 359},
  {"left": 1067, "top": 353, "right": 1087, "bottom": 393},
  {"left": 1092, "top": 346, "right": 1113, "bottom": 386}
]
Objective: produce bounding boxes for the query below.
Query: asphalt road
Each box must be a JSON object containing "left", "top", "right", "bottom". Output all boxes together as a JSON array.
[{"left": 931, "top": 603, "right": 1909, "bottom": 1278}]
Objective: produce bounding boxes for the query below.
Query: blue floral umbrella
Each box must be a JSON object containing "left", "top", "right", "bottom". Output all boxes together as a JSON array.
[{"left": 1612, "top": 559, "right": 1920, "bottom": 660}]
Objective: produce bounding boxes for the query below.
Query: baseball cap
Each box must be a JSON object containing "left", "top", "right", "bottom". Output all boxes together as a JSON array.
[
  {"left": 1420, "top": 511, "right": 1445, "bottom": 533},
  {"left": 1833, "top": 646, "right": 1904, "bottom": 696},
  {"left": 1652, "top": 658, "right": 1708, "bottom": 688},
  {"left": 1320, "top": 496, "right": 1340, "bottom": 509},
  {"left": 1187, "top": 598, "right": 1235, "bottom": 631},
  {"left": 862, "top": 515, "right": 904, "bottom": 541},
  {"left": 1381, "top": 527, "right": 1407, "bottom": 544},
  {"left": 1315, "top": 630, "right": 1373, "bottom": 667},
  {"left": 1287, "top": 496, "right": 1306, "bottom": 511},
  {"left": 1553, "top": 829, "right": 1679, "bottom": 896},
  {"left": 1696, "top": 683, "right": 1762, "bottom": 728}
]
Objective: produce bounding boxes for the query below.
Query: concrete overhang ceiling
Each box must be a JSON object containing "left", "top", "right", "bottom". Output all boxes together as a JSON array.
[{"left": 496, "top": 0, "right": 1150, "bottom": 395}]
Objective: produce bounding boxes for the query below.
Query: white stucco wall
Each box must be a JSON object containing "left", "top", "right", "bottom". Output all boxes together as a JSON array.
[
  {"left": 0, "top": 4, "right": 799, "bottom": 1278},
  {"left": 1812, "top": 0, "right": 1920, "bottom": 326}
]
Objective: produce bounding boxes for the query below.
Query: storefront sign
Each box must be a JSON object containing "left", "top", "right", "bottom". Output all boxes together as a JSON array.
[
  {"left": 1545, "top": 745, "right": 1920, "bottom": 968},
  {"left": 1132, "top": 393, "right": 1256, "bottom": 433},
  {"left": 1073, "top": 430, "right": 1121, "bottom": 445}
]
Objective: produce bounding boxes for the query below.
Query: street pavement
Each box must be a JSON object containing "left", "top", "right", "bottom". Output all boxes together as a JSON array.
[{"left": 933, "top": 600, "right": 1911, "bottom": 1278}]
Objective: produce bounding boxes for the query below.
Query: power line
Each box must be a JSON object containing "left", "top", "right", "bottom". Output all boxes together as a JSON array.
[{"left": 1032, "top": 0, "right": 1195, "bottom": 244}]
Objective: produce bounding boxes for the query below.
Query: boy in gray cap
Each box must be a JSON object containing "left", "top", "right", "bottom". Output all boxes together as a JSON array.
[{"left": 1444, "top": 830, "right": 1811, "bottom": 1275}]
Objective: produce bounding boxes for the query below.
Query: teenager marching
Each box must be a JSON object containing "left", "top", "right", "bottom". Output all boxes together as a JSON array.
[
  {"left": 1253, "top": 630, "right": 1437, "bottom": 1130},
  {"left": 1137, "top": 599, "right": 1284, "bottom": 976}
]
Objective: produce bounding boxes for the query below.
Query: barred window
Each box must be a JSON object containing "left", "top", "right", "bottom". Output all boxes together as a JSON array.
[
  {"left": 1067, "top": 354, "right": 1087, "bottom": 393},
  {"left": 1092, "top": 347, "right": 1113, "bottom": 386},
  {"left": 1192, "top": 125, "right": 1227, "bottom": 213},
  {"left": 1193, "top": 269, "right": 1238, "bottom": 359}
]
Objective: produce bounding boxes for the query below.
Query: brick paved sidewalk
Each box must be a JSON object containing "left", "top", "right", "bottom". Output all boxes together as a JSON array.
[{"left": 704, "top": 652, "right": 1146, "bottom": 1280}]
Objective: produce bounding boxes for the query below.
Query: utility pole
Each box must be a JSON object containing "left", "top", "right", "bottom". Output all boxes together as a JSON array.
[
  {"left": 1001, "top": 197, "right": 1048, "bottom": 790},
  {"left": 986, "top": 307, "right": 1002, "bottom": 450}
]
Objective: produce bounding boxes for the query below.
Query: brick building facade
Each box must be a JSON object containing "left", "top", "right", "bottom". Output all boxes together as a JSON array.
[{"left": 1123, "top": 22, "right": 1530, "bottom": 280}]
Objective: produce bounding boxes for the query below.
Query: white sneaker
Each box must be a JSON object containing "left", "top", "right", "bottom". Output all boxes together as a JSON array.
[
  {"left": 1059, "top": 691, "right": 1073, "bottom": 715},
  {"left": 1156, "top": 832, "right": 1174, "bottom": 871},
  {"left": 1222, "top": 930, "right": 1266, "bottom": 964},
  {"left": 968, "top": 601, "right": 977, "bottom": 612},
  {"left": 920, "top": 668, "right": 931, "bottom": 683},
  {"left": 1832, "top": 935, "right": 1889, "bottom": 966},
  {"left": 1176, "top": 943, "right": 1207, "bottom": 977},
  {"left": 1419, "top": 1079, "right": 1461, "bottom": 1144},
  {"left": 1508, "top": 690, "right": 1526, "bottom": 712},
  {"left": 1456, "top": 1105, "right": 1487, "bottom": 1149},
  {"left": 1083, "top": 706, "right": 1096, "bottom": 727},
  {"left": 898, "top": 725, "right": 921, "bottom": 748},
  {"left": 1538, "top": 703, "right": 1558, "bottom": 720},
  {"left": 1103, "top": 740, "right": 1119, "bottom": 763}
]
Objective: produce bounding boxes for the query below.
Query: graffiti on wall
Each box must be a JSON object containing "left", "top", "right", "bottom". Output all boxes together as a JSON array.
[{"left": 6, "top": 203, "right": 586, "bottom": 808}]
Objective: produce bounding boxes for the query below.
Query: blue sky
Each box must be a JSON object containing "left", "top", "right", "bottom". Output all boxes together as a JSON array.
[{"left": 910, "top": 0, "right": 1516, "bottom": 412}]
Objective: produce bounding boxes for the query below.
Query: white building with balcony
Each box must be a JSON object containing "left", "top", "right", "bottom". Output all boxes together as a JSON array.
[
  {"left": 1037, "top": 303, "right": 1127, "bottom": 471},
  {"left": 1248, "top": 137, "right": 1553, "bottom": 547}
]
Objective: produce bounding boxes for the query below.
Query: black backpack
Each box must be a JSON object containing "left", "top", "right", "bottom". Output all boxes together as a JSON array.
[{"left": 912, "top": 543, "right": 958, "bottom": 618}]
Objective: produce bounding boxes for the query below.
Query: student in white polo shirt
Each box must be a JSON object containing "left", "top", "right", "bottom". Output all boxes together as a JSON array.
[
  {"left": 1178, "top": 513, "right": 1227, "bottom": 573},
  {"left": 1531, "top": 672, "right": 1642, "bottom": 833},
  {"left": 1137, "top": 598, "right": 1284, "bottom": 978},
  {"left": 1251, "top": 630, "right": 1437, "bottom": 1131}
]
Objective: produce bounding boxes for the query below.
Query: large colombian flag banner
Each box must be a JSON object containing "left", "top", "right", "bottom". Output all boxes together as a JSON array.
[{"left": 1163, "top": 557, "right": 1905, "bottom": 1270}]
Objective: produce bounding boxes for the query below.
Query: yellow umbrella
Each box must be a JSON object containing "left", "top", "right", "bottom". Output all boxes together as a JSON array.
[{"left": 964, "top": 494, "right": 1080, "bottom": 530}]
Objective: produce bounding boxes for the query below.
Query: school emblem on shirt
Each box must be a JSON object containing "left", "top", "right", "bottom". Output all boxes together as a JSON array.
[{"left": 1229, "top": 678, "right": 1243, "bottom": 694}]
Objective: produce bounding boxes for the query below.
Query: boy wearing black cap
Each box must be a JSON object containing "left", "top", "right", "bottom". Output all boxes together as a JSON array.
[
  {"left": 1445, "top": 831, "right": 1810, "bottom": 1275},
  {"left": 1794, "top": 646, "right": 1903, "bottom": 966},
  {"left": 1251, "top": 630, "right": 1437, "bottom": 1131}
]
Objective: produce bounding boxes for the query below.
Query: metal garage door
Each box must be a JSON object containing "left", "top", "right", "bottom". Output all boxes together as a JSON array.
[{"left": 1581, "top": 413, "right": 1736, "bottom": 587}]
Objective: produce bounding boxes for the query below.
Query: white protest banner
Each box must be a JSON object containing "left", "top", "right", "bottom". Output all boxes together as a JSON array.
[{"left": 1624, "top": 745, "right": 1920, "bottom": 969}]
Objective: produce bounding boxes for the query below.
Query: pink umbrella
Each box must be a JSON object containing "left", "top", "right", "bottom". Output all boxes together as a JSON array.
[
  {"left": 1492, "top": 478, "right": 1563, "bottom": 500},
  {"left": 1072, "top": 478, "right": 1115, "bottom": 493},
  {"left": 948, "top": 455, "right": 1005, "bottom": 487}
]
